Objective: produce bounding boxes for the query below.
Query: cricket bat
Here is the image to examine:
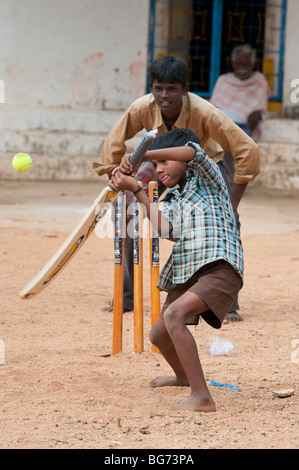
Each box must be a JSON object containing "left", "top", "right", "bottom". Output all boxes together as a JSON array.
[{"left": 19, "top": 129, "right": 157, "bottom": 299}]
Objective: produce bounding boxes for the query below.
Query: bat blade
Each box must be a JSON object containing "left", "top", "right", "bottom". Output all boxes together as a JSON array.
[
  {"left": 19, "top": 185, "right": 117, "bottom": 299},
  {"left": 19, "top": 128, "right": 157, "bottom": 300}
]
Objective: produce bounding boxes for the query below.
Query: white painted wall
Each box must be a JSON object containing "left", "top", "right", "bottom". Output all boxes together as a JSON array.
[
  {"left": 1, "top": 0, "right": 299, "bottom": 188},
  {"left": 0, "top": 0, "right": 150, "bottom": 180},
  {"left": 1, "top": 0, "right": 150, "bottom": 110}
]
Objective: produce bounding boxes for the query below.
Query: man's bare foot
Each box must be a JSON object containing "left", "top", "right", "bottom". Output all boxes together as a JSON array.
[
  {"left": 148, "top": 376, "right": 189, "bottom": 388},
  {"left": 173, "top": 395, "right": 216, "bottom": 413}
]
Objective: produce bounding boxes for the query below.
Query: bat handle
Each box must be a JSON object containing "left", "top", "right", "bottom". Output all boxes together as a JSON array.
[{"left": 129, "top": 128, "right": 157, "bottom": 169}]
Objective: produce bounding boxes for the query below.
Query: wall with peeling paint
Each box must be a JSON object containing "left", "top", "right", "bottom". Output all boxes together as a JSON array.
[
  {"left": 0, "top": 0, "right": 150, "bottom": 180},
  {"left": 1, "top": 0, "right": 298, "bottom": 190},
  {"left": 1, "top": 0, "right": 149, "bottom": 109}
]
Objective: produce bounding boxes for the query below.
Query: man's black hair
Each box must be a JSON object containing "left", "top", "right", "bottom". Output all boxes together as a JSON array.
[
  {"left": 149, "top": 55, "right": 189, "bottom": 87},
  {"left": 150, "top": 128, "right": 201, "bottom": 150}
]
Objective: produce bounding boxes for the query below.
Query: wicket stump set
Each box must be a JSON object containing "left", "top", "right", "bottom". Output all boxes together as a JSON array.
[{"left": 112, "top": 181, "right": 160, "bottom": 354}]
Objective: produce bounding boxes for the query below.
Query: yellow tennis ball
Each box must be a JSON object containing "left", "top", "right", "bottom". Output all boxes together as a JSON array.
[{"left": 12, "top": 153, "right": 32, "bottom": 172}]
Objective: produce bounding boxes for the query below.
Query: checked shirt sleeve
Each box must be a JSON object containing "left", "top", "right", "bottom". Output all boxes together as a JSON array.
[{"left": 185, "top": 142, "right": 225, "bottom": 192}]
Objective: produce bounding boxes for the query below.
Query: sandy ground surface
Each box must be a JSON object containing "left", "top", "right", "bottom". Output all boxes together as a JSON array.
[{"left": 0, "top": 179, "right": 298, "bottom": 450}]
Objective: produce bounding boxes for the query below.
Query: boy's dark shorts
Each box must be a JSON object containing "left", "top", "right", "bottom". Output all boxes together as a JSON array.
[{"left": 160, "top": 260, "right": 242, "bottom": 329}]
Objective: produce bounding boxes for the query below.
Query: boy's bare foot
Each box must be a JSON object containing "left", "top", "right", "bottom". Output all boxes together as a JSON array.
[
  {"left": 173, "top": 395, "right": 216, "bottom": 413},
  {"left": 148, "top": 376, "right": 189, "bottom": 388}
]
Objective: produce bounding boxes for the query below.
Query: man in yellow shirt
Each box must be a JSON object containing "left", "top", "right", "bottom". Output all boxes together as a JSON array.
[{"left": 93, "top": 55, "right": 260, "bottom": 322}]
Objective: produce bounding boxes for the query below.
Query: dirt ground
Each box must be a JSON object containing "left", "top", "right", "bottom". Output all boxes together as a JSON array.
[{"left": 0, "top": 179, "right": 298, "bottom": 450}]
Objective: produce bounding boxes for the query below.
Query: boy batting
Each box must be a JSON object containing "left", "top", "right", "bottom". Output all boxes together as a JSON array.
[{"left": 109, "top": 128, "right": 243, "bottom": 413}]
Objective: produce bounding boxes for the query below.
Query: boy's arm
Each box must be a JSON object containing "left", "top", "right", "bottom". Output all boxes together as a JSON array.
[
  {"left": 184, "top": 142, "right": 225, "bottom": 190},
  {"left": 141, "top": 142, "right": 223, "bottom": 190},
  {"left": 120, "top": 145, "right": 222, "bottom": 189},
  {"left": 120, "top": 145, "right": 196, "bottom": 174},
  {"left": 109, "top": 169, "right": 172, "bottom": 238}
]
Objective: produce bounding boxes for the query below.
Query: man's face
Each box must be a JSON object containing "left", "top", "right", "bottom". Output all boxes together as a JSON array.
[
  {"left": 150, "top": 80, "right": 188, "bottom": 117},
  {"left": 232, "top": 54, "right": 253, "bottom": 81}
]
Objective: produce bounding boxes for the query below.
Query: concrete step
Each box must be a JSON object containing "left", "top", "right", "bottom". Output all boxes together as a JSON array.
[
  {"left": 260, "top": 119, "right": 299, "bottom": 144},
  {"left": 0, "top": 150, "right": 103, "bottom": 181},
  {"left": 0, "top": 106, "right": 122, "bottom": 134},
  {"left": 1, "top": 129, "right": 105, "bottom": 157},
  {"left": 258, "top": 142, "right": 299, "bottom": 191},
  {"left": 0, "top": 106, "right": 144, "bottom": 180},
  {"left": 257, "top": 118, "right": 299, "bottom": 190}
]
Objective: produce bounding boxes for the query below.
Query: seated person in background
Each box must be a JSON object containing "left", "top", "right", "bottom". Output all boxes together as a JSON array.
[
  {"left": 211, "top": 43, "right": 270, "bottom": 184},
  {"left": 211, "top": 43, "right": 270, "bottom": 138}
]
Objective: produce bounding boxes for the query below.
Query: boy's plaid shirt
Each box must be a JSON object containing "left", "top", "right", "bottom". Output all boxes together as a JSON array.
[{"left": 157, "top": 142, "right": 244, "bottom": 292}]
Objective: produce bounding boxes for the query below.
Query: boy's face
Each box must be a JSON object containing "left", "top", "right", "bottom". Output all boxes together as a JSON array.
[
  {"left": 150, "top": 80, "right": 189, "bottom": 118},
  {"left": 153, "top": 159, "right": 187, "bottom": 190}
]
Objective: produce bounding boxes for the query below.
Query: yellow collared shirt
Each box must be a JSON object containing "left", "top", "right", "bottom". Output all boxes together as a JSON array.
[{"left": 93, "top": 92, "right": 260, "bottom": 185}]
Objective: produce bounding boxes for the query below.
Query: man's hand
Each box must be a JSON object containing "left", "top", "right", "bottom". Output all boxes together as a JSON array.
[
  {"left": 247, "top": 110, "right": 262, "bottom": 132},
  {"left": 119, "top": 154, "right": 134, "bottom": 175},
  {"left": 230, "top": 182, "right": 248, "bottom": 211}
]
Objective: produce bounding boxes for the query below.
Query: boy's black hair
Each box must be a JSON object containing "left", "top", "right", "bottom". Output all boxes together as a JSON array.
[
  {"left": 150, "top": 128, "right": 201, "bottom": 151},
  {"left": 149, "top": 55, "right": 189, "bottom": 88}
]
